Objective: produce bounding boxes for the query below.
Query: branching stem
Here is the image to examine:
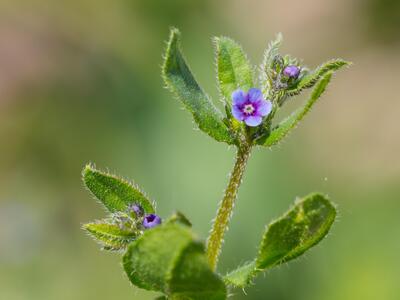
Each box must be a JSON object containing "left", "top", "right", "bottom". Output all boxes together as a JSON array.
[{"left": 206, "top": 143, "right": 252, "bottom": 271}]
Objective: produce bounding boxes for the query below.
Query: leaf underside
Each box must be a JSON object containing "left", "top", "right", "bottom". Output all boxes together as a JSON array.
[
  {"left": 224, "top": 193, "right": 336, "bottom": 288},
  {"left": 82, "top": 164, "right": 154, "bottom": 213},
  {"left": 162, "top": 28, "right": 234, "bottom": 145}
]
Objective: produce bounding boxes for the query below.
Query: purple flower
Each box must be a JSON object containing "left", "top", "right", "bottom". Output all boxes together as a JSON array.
[
  {"left": 128, "top": 203, "right": 143, "bottom": 217},
  {"left": 283, "top": 65, "right": 300, "bottom": 78},
  {"left": 143, "top": 214, "right": 162, "bottom": 228},
  {"left": 232, "top": 88, "right": 272, "bottom": 127}
]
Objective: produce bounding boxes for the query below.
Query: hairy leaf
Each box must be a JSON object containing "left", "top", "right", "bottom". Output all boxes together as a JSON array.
[
  {"left": 123, "top": 223, "right": 226, "bottom": 299},
  {"left": 83, "top": 221, "right": 137, "bottom": 251},
  {"left": 224, "top": 193, "right": 336, "bottom": 288},
  {"left": 214, "top": 36, "right": 254, "bottom": 105},
  {"left": 260, "top": 33, "right": 283, "bottom": 92},
  {"left": 162, "top": 28, "right": 234, "bottom": 145},
  {"left": 82, "top": 164, "right": 154, "bottom": 213},
  {"left": 286, "top": 59, "right": 350, "bottom": 97},
  {"left": 261, "top": 33, "right": 283, "bottom": 73},
  {"left": 261, "top": 72, "right": 332, "bottom": 147}
]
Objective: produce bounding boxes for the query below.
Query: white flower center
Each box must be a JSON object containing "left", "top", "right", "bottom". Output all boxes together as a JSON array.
[{"left": 243, "top": 104, "right": 255, "bottom": 115}]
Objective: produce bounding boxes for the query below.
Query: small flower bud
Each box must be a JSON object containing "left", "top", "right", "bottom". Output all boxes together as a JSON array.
[
  {"left": 283, "top": 65, "right": 300, "bottom": 79},
  {"left": 143, "top": 214, "right": 162, "bottom": 228},
  {"left": 129, "top": 203, "right": 143, "bottom": 217}
]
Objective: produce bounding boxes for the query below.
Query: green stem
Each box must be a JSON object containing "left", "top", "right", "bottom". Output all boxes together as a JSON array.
[{"left": 206, "top": 143, "right": 252, "bottom": 271}]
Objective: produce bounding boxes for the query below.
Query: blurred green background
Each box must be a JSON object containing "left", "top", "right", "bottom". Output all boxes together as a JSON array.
[{"left": 1, "top": 0, "right": 399, "bottom": 299}]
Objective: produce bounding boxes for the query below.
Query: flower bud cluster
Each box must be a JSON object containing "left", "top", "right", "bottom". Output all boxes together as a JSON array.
[
  {"left": 127, "top": 203, "right": 162, "bottom": 229},
  {"left": 268, "top": 55, "right": 302, "bottom": 91},
  {"left": 112, "top": 203, "right": 162, "bottom": 234}
]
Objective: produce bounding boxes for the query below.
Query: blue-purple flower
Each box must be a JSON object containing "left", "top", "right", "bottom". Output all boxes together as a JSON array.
[
  {"left": 283, "top": 65, "right": 300, "bottom": 79},
  {"left": 143, "top": 214, "right": 162, "bottom": 228},
  {"left": 232, "top": 88, "right": 272, "bottom": 127}
]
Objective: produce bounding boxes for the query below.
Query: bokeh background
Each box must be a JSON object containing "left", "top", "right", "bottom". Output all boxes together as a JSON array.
[{"left": 1, "top": 0, "right": 399, "bottom": 299}]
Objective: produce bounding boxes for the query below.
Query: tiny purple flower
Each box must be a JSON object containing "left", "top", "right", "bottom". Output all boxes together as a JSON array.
[
  {"left": 143, "top": 214, "right": 162, "bottom": 228},
  {"left": 231, "top": 88, "right": 272, "bottom": 127},
  {"left": 283, "top": 65, "right": 300, "bottom": 78}
]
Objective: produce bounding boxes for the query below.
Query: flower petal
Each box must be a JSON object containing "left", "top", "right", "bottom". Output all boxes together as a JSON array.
[
  {"left": 248, "top": 88, "right": 263, "bottom": 103},
  {"left": 244, "top": 115, "right": 262, "bottom": 127},
  {"left": 232, "top": 105, "right": 245, "bottom": 121},
  {"left": 143, "top": 214, "right": 162, "bottom": 228},
  {"left": 232, "top": 89, "right": 246, "bottom": 106},
  {"left": 257, "top": 100, "right": 272, "bottom": 117}
]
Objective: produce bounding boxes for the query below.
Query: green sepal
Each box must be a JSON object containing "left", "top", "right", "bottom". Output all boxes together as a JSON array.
[
  {"left": 224, "top": 193, "right": 336, "bottom": 288},
  {"left": 214, "top": 36, "right": 254, "bottom": 106},
  {"left": 166, "top": 211, "right": 192, "bottom": 227},
  {"left": 260, "top": 71, "right": 332, "bottom": 147},
  {"left": 223, "top": 261, "right": 257, "bottom": 288},
  {"left": 123, "top": 223, "right": 227, "bottom": 299},
  {"left": 83, "top": 221, "right": 137, "bottom": 251},
  {"left": 82, "top": 164, "right": 155, "bottom": 213},
  {"left": 162, "top": 28, "right": 235, "bottom": 145},
  {"left": 286, "top": 59, "right": 350, "bottom": 97}
]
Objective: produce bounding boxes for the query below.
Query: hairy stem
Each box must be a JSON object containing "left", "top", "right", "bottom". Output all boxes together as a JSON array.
[{"left": 206, "top": 143, "right": 252, "bottom": 271}]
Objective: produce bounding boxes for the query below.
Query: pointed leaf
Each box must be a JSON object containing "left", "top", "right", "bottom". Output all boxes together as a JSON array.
[
  {"left": 162, "top": 28, "right": 234, "bottom": 145},
  {"left": 260, "top": 33, "right": 283, "bottom": 92},
  {"left": 286, "top": 59, "right": 350, "bottom": 97},
  {"left": 123, "top": 223, "right": 226, "bottom": 299},
  {"left": 83, "top": 221, "right": 137, "bottom": 251},
  {"left": 214, "top": 36, "right": 254, "bottom": 105},
  {"left": 224, "top": 193, "right": 336, "bottom": 288},
  {"left": 261, "top": 33, "right": 283, "bottom": 73},
  {"left": 82, "top": 164, "right": 154, "bottom": 213},
  {"left": 261, "top": 72, "right": 332, "bottom": 147}
]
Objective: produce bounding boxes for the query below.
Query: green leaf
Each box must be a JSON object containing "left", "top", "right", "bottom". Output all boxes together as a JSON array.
[
  {"left": 82, "top": 164, "right": 155, "bottom": 213},
  {"left": 83, "top": 221, "right": 137, "bottom": 251},
  {"left": 257, "top": 193, "right": 336, "bottom": 267},
  {"left": 214, "top": 36, "right": 254, "bottom": 105},
  {"left": 261, "top": 71, "right": 332, "bottom": 147},
  {"left": 168, "top": 242, "right": 227, "bottom": 300},
  {"left": 286, "top": 59, "right": 350, "bottom": 97},
  {"left": 162, "top": 28, "right": 234, "bottom": 145},
  {"left": 260, "top": 33, "right": 283, "bottom": 92},
  {"left": 261, "top": 33, "right": 283, "bottom": 71},
  {"left": 224, "top": 193, "right": 336, "bottom": 288},
  {"left": 123, "top": 223, "right": 226, "bottom": 299}
]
